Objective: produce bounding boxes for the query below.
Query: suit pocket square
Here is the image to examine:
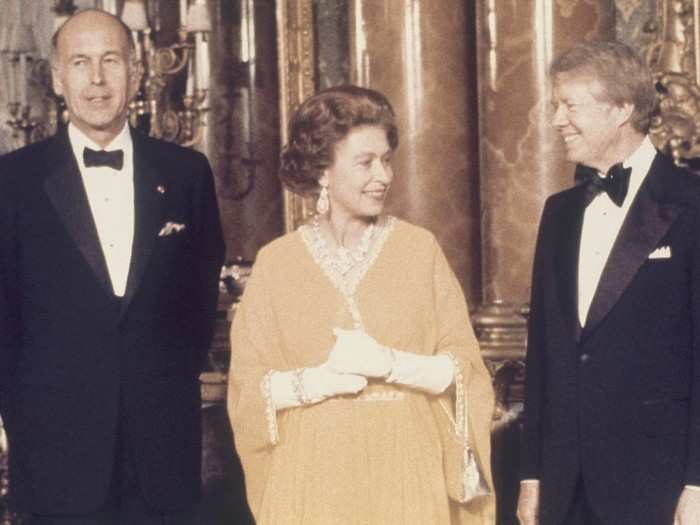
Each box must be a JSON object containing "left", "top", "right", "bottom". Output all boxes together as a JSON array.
[
  {"left": 158, "top": 222, "right": 186, "bottom": 237},
  {"left": 648, "top": 246, "right": 671, "bottom": 259}
]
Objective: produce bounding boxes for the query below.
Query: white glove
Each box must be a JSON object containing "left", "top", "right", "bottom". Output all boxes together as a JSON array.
[
  {"left": 327, "top": 328, "right": 394, "bottom": 378},
  {"left": 269, "top": 364, "right": 368, "bottom": 409},
  {"left": 385, "top": 350, "right": 455, "bottom": 395}
]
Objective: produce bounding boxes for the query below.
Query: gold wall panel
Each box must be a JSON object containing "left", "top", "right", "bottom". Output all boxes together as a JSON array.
[
  {"left": 648, "top": 0, "right": 700, "bottom": 165},
  {"left": 277, "top": 0, "right": 317, "bottom": 231}
]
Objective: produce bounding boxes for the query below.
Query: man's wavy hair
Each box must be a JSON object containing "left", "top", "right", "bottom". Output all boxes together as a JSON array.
[
  {"left": 279, "top": 85, "right": 398, "bottom": 195},
  {"left": 550, "top": 40, "right": 657, "bottom": 134}
]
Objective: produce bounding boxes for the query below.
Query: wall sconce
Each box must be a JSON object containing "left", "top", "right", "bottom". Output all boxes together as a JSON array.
[
  {"left": 2, "top": 23, "right": 42, "bottom": 145},
  {"left": 122, "top": 0, "right": 211, "bottom": 147},
  {"left": 1, "top": 0, "right": 211, "bottom": 149},
  {"left": 0, "top": 0, "right": 75, "bottom": 147}
]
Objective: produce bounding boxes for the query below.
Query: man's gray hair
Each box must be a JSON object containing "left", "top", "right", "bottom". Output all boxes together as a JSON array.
[{"left": 550, "top": 40, "right": 657, "bottom": 134}]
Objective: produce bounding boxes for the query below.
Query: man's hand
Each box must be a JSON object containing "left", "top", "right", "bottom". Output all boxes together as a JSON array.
[
  {"left": 517, "top": 480, "right": 540, "bottom": 525},
  {"left": 674, "top": 488, "right": 700, "bottom": 525}
]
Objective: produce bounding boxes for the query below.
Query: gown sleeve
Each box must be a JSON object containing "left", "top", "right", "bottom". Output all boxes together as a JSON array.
[
  {"left": 428, "top": 237, "right": 496, "bottom": 522},
  {"left": 227, "top": 246, "right": 287, "bottom": 511}
]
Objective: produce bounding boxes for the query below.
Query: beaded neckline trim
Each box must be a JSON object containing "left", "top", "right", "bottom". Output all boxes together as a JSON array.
[{"left": 299, "top": 216, "right": 396, "bottom": 328}]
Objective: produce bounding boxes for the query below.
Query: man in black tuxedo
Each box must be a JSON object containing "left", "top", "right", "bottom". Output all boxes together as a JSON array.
[
  {"left": 0, "top": 9, "right": 224, "bottom": 524},
  {"left": 517, "top": 41, "right": 700, "bottom": 525}
]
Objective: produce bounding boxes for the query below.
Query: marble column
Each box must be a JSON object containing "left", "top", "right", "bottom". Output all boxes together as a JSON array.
[
  {"left": 474, "top": 2, "right": 614, "bottom": 520},
  {"left": 208, "top": 0, "right": 284, "bottom": 263},
  {"left": 315, "top": 0, "right": 350, "bottom": 89},
  {"left": 348, "top": 0, "right": 481, "bottom": 304},
  {"left": 473, "top": 0, "right": 614, "bottom": 357}
]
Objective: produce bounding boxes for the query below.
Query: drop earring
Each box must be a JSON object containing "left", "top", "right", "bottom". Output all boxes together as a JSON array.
[{"left": 316, "top": 182, "right": 329, "bottom": 215}]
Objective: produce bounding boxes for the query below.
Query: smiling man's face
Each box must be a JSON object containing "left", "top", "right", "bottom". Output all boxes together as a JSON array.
[{"left": 550, "top": 72, "right": 629, "bottom": 172}]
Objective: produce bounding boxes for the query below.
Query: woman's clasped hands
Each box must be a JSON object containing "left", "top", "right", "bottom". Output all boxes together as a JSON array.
[
  {"left": 327, "top": 328, "right": 456, "bottom": 395},
  {"left": 327, "top": 328, "right": 395, "bottom": 379},
  {"left": 270, "top": 328, "right": 457, "bottom": 410}
]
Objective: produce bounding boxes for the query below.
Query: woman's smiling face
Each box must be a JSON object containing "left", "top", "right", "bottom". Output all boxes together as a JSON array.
[{"left": 323, "top": 125, "right": 394, "bottom": 221}]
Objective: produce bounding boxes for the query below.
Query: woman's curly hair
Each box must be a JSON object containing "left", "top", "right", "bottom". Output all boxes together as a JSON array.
[{"left": 279, "top": 85, "right": 398, "bottom": 195}]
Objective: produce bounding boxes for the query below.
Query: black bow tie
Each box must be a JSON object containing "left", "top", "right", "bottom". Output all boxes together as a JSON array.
[
  {"left": 574, "top": 162, "right": 632, "bottom": 207},
  {"left": 83, "top": 147, "right": 124, "bottom": 171}
]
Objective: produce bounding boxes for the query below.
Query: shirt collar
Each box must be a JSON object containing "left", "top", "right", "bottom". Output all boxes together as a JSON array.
[
  {"left": 620, "top": 135, "right": 656, "bottom": 209},
  {"left": 68, "top": 121, "right": 133, "bottom": 172}
]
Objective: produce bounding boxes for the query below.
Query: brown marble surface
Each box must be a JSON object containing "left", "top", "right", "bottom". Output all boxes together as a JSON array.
[
  {"left": 349, "top": 0, "right": 481, "bottom": 304},
  {"left": 206, "top": 0, "right": 284, "bottom": 263},
  {"left": 476, "top": 0, "right": 614, "bottom": 305}
]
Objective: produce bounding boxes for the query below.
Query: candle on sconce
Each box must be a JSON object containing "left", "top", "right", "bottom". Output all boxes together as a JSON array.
[
  {"left": 187, "top": 0, "right": 212, "bottom": 32},
  {"left": 186, "top": 56, "right": 194, "bottom": 97},
  {"left": 101, "top": 0, "right": 118, "bottom": 15},
  {"left": 180, "top": 0, "right": 189, "bottom": 29},
  {"left": 194, "top": 32, "right": 210, "bottom": 92},
  {"left": 7, "top": 56, "right": 17, "bottom": 106},
  {"left": 0, "top": 27, "right": 16, "bottom": 105},
  {"left": 188, "top": 0, "right": 212, "bottom": 92},
  {"left": 132, "top": 32, "right": 142, "bottom": 62},
  {"left": 18, "top": 53, "right": 27, "bottom": 107},
  {"left": 8, "top": 22, "right": 36, "bottom": 108},
  {"left": 121, "top": 0, "right": 150, "bottom": 32}
]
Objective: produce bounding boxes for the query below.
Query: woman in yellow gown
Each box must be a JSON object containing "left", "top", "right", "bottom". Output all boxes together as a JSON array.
[{"left": 227, "top": 86, "right": 495, "bottom": 524}]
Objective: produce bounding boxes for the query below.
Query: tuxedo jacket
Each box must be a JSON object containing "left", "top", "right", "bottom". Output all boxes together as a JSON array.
[
  {"left": 521, "top": 152, "right": 700, "bottom": 525},
  {"left": 0, "top": 128, "right": 225, "bottom": 514}
]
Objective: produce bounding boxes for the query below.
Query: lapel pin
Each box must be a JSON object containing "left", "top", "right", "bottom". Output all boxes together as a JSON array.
[{"left": 156, "top": 185, "right": 166, "bottom": 194}]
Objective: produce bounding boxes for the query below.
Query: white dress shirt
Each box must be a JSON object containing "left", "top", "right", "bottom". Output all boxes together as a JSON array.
[
  {"left": 577, "top": 136, "right": 656, "bottom": 326},
  {"left": 68, "top": 123, "right": 135, "bottom": 297}
]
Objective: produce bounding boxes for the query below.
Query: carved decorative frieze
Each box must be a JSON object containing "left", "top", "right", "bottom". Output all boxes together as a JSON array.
[{"left": 648, "top": 0, "right": 700, "bottom": 166}]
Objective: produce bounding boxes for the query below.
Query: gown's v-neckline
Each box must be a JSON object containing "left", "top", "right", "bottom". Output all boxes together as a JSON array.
[{"left": 299, "top": 216, "right": 396, "bottom": 328}]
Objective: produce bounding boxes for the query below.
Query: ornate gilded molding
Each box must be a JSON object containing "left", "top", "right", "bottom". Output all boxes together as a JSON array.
[
  {"left": 648, "top": 0, "right": 700, "bottom": 165},
  {"left": 276, "top": 0, "right": 317, "bottom": 232},
  {"left": 472, "top": 302, "right": 528, "bottom": 425}
]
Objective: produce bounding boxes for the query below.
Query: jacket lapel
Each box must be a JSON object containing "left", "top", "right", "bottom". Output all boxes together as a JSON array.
[
  {"left": 582, "top": 154, "right": 685, "bottom": 337},
  {"left": 122, "top": 130, "right": 165, "bottom": 311},
  {"left": 43, "top": 130, "right": 113, "bottom": 295},
  {"left": 554, "top": 186, "right": 589, "bottom": 342}
]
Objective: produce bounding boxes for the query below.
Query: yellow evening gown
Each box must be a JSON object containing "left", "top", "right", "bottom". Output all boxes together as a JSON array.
[{"left": 228, "top": 218, "right": 495, "bottom": 524}]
